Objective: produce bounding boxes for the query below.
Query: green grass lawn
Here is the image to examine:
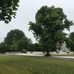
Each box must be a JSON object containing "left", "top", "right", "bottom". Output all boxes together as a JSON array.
[{"left": 0, "top": 55, "right": 74, "bottom": 74}]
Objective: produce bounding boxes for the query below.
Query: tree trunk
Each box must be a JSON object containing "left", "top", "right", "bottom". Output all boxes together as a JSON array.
[{"left": 45, "top": 50, "right": 51, "bottom": 56}]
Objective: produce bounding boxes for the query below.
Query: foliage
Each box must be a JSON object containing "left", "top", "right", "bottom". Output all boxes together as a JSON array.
[
  {"left": 29, "top": 6, "right": 73, "bottom": 55},
  {"left": 5, "top": 29, "right": 25, "bottom": 45},
  {"left": 4, "top": 29, "right": 29, "bottom": 52},
  {"left": 0, "top": 0, "right": 19, "bottom": 23},
  {"left": 0, "top": 42, "right": 6, "bottom": 53},
  {"left": 17, "top": 37, "right": 30, "bottom": 51},
  {"left": 27, "top": 43, "right": 41, "bottom": 51},
  {"left": 66, "top": 32, "right": 74, "bottom": 51}
]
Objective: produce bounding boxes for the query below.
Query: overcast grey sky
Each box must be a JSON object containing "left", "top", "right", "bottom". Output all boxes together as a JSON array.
[{"left": 0, "top": 0, "right": 74, "bottom": 43}]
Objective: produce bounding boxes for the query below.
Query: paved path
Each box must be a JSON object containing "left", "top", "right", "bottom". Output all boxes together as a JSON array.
[
  {"left": 52, "top": 56, "right": 74, "bottom": 59},
  {"left": 5, "top": 52, "right": 74, "bottom": 59},
  {"left": 14, "top": 54, "right": 74, "bottom": 59}
]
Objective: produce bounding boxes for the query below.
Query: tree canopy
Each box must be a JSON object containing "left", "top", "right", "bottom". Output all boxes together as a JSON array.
[
  {"left": 5, "top": 29, "right": 25, "bottom": 45},
  {"left": 29, "top": 6, "right": 73, "bottom": 56},
  {"left": 4, "top": 29, "right": 29, "bottom": 52},
  {"left": 0, "top": 0, "right": 19, "bottom": 23}
]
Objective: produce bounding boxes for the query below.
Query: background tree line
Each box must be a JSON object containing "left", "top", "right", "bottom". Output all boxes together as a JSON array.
[{"left": 0, "top": 29, "right": 42, "bottom": 53}]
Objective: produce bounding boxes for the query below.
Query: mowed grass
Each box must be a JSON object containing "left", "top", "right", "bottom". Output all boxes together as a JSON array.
[{"left": 0, "top": 55, "right": 74, "bottom": 74}]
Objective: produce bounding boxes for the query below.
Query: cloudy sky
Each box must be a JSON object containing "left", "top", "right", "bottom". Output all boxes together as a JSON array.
[{"left": 0, "top": 0, "right": 74, "bottom": 43}]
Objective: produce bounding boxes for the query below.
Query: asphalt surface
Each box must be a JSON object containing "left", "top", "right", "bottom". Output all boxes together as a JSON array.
[
  {"left": 4, "top": 52, "right": 74, "bottom": 59},
  {"left": 52, "top": 56, "right": 74, "bottom": 59}
]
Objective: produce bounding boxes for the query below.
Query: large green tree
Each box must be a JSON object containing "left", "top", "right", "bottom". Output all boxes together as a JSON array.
[
  {"left": 4, "top": 29, "right": 25, "bottom": 51},
  {"left": 29, "top": 6, "right": 73, "bottom": 56},
  {"left": 5, "top": 29, "right": 25, "bottom": 45},
  {"left": 0, "top": 0, "right": 19, "bottom": 23}
]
